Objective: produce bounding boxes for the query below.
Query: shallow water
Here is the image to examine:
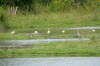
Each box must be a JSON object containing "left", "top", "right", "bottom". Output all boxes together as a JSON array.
[
  {"left": 0, "top": 38, "right": 89, "bottom": 47},
  {"left": 0, "top": 57, "right": 100, "bottom": 66},
  {"left": 67, "top": 26, "right": 100, "bottom": 30}
]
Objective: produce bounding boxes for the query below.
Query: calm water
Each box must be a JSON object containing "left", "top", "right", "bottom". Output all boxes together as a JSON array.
[
  {"left": 0, "top": 38, "right": 89, "bottom": 47},
  {"left": 0, "top": 57, "right": 100, "bottom": 66}
]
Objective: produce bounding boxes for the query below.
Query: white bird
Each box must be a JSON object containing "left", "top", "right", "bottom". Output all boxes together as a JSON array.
[
  {"left": 47, "top": 28, "right": 50, "bottom": 34},
  {"left": 11, "top": 30, "right": 16, "bottom": 34},
  {"left": 92, "top": 29, "right": 95, "bottom": 32},
  {"left": 28, "top": 31, "right": 39, "bottom": 38},
  {"left": 62, "top": 30, "right": 65, "bottom": 33},
  {"left": 33, "top": 31, "right": 39, "bottom": 35}
]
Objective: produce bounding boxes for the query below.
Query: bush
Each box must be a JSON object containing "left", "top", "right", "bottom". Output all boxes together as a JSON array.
[
  {"left": 0, "top": 12, "right": 10, "bottom": 29},
  {"left": 0, "top": 12, "right": 6, "bottom": 24}
]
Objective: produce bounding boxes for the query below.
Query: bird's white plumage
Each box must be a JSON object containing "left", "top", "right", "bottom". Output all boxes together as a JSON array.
[
  {"left": 47, "top": 28, "right": 50, "bottom": 34},
  {"left": 33, "top": 31, "right": 38, "bottom": 34},
  {"left": 62, "top": 30, "right": 65, "bottom": 33},
  {"left": 92, "top": 29, "right": 95, "bottom": 32},
  {"left": 11, "top": 30, "right": 16, "bottom": 34}
]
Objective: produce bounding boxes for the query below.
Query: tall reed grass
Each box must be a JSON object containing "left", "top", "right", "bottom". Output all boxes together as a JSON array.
[{"left": 8, "top": 10, "right": 100, "bottom": 30}]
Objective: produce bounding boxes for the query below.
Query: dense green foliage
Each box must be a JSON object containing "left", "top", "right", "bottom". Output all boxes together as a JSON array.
[
  {"left": 0, "top": 12, "right": 9, "bottom": 29},
  {"left": 0, "top": 0, "right": 99, "bottom": 12}
]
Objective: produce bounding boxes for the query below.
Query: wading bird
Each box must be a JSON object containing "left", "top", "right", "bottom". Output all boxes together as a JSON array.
[
  {"left": 33, "top": 31, "right": 39, "bottom": 35},
  {"left": 77, "top": 29, "right": 80, "bottom": 38},
  {"left": 28, "top": 31, "right": 39, "bottom": 38},
  {"left": 92, "top": 29, "right": 95, "bottom": 32},
  {"left": 47, "top": 28, "right": 50, "bottom": 34},
  {"left": 11, "top": 30, "right": 16, "bottom": 34},
  {"left": 62, "top": 30, "right": 65, "bottom": 33}
]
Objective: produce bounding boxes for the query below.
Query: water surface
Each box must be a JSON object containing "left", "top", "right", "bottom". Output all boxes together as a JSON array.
[
  {"left": 0, "top": 57, "right": 100, "bottom": 66},
  {"left": 0, "top": 38, "right": 89, "bottom": 47}
]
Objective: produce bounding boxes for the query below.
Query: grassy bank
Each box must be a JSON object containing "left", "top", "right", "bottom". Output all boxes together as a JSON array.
[
  {"left": 0, "top": 29, "right": 100, "bottom": 40},
  {"left": 0, "top": 9, "right": 100, "bottom": 30},
  {"left": 0, "top": 41, "right": 100, "bottom": 58},
  {"left": 0, "top": 7, "right": 100, "bottom": 39},
  {"left": 8, "top": 11, "right": 100, "bottom": 29}
]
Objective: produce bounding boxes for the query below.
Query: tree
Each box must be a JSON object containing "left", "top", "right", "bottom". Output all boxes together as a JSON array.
[{"left": 0, "top": 0, "right": 6, "bottom": 5}]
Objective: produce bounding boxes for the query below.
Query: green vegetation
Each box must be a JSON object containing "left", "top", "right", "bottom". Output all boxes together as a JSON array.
[
  {"left": 0, "top": 41, "right": 100, "bottom": 58},
  {"left": 0, "top": 8, "right": 99, "bottom": 40},
  {"left": 0, "top": 0, "right": 100, "bottom": 58},
  {"left": 0, "top": 0, "right": 100, "bottom": 39},
  {"left": 7, "top": 11, "right": 100, "bottom": 29},
  {"left": 0, "top": 0, "right": 100, "bottom": 12},
  {"left": 0, "top": 28, "right": 100, "bottom": 40}
]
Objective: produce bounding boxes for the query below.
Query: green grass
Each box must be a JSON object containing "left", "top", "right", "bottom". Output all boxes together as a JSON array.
[
  {"left": 0, "top": 8, "right": 100, "bottom": 39},
  {"left": 8, "top": 11, "right": 100, "bottom": 29},
  {"left": 0, "top": 29, "right": 100, "bottom": 40},
  {"left": 0, "top": 41, "right": 100, "bottom": 58},
  {"left": 1, "top": 29, "right": 100, "bottom": 40}
]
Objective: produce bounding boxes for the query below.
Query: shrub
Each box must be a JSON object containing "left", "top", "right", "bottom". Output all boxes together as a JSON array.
[{"left": 0, "top": 12, "right": 10, "bottom": 29}]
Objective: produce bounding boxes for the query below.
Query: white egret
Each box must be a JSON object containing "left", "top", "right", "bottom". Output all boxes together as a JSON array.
[
  {"left": 62, "top": 30, "right": 65, "bottom": 33},
  {"left": 33, "top": 31, "right": 39, "bottom": 35},
  {"left": 11, "top": 30, "right": 16, "bottom": 34},
  {"left": 47, "top": 28, "right": 50, "bottom": 34},
  {"left": 92, "top": 29, "right": 95, "bottom": 32},
  {"left": 28, "top": 31, "right": 39, "bottom": 38}
]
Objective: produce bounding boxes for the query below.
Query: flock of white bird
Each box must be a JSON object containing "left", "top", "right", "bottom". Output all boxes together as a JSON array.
[
  {"left": 11, "top": 28, "right": 66, "bottom": 35},
  {"left": 11, "top": 28, "right": 96, "bottom": 37}
]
